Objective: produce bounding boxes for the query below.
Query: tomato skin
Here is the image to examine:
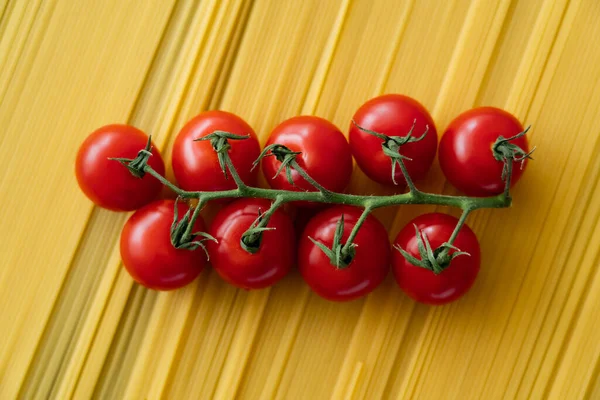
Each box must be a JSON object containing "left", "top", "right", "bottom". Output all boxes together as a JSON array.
[
  {"left": 208, "top": 198, "right": 295, "bottom": 290},
  {"left": 349, "top": 94, "right": 438, "bottom": 186},
  {"left": 439, "top": 107, "right": 529, "bottom": 197},
  {"left": 120, "top": 200, "right": 207, "bottom": 291},
  {"left": 392, "top": 213, "right": 480, "bottom": 305},
  {"left": 298, "top": 206, "right": 390, "bottom": 302},
  {"left": 75, "top": 124, "right": 165, "bottom": 211},
  {"left": 261, "top": 116, "right": 353, "bottom": 196},
  {"left": 171, "top": 111, "right": 261, "bottom": 192}
]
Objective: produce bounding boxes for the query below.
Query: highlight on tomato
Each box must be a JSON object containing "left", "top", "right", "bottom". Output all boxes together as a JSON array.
[
  {"left": 298, "top": 206, "right": 391, "bottom": 302},
  {"left": 208, "top": 198, "right": 295, "bottom": 290},
  {"left": 120, "top": 199, "right": 209, "bottom": 291},
  {"left": 75, "top": 124, "right": 165, "bottom": 211},
  {"left": 171, "top": 110, "right": 261, "bottom": 193},
  {"left": 392, "top": 213, "right": 480, "bottom": 305},
  {"left": 349, "top": 94, "right": 438, "bottom": 187}
]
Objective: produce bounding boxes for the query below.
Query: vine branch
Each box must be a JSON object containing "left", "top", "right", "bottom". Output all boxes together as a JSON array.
[{"left": 115, "top": 124, "right": 532, "bottom": 269}]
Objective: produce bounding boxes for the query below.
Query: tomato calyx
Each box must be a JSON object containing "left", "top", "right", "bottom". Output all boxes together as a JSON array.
[
  {"left": 253, "top": 143, "right": 331, "bottom": 194},
  {"left": 194, "top": 131, "right": 250, "bottom": 180},
  {"left": 170, "top": 199, "right": 217, "bottom": 258},
  {"left": 394, "top": 224, "right": 470, "bottom": 274},
  {"left": 309, "top": 214, "right": 357, "bottom": 269},
  {"left": 240, "top": 207, "right": 276, "bottom": 254},
  {"left": 352, "top": 119, "right": 429, "bottom": 186},
  {"left": 109, "top": 135, "right": 154, "bottom": 178},
  {"left": 253, "top": 144, "right": 302, "bottom": 187},
  {"left": 492, "top": 126, "right": 536, "bottom": 182}
]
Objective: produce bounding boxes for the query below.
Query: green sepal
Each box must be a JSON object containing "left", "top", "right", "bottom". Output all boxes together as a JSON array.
[
  {"left": 333, "top": 214, "right": 344, "bottom": 248},
  {"left": 240, "top": 206, "right": 278, "bottom": 254},
  {"left": 241, "top": 226, "right": 277, "bottom": 253},
  {"left": 420, "top": 229, "right": 439, "bottom": 273},
  {"left": 492, "top": 126, "right": 536, "bottom": 181},
  {"left": 414, "top": 224, "right": 426, "bottom": 261},
  {"left": 393, "top": 244, "right": 429, "bottom": 270},
  {"left": 109, "top": 135, "right": 154, "bottom": 178},
  {"left": 440, "top": 242, "right": 471, "bottom": 258},
  {"left": 394, "top": 225, "right": 472, "bottom": 275},
  {"left": 309, "top": 236, "right": 336, "bottom": 260},
  {"left": 252, "top": 143, "right": 303, "bottom": 187},
  {"left": 352, "top": 119, "right": 429, "bottom": 185},
  {"left": 195, "top": 131, "right": 250, "bottom": 142},
  {"left": 169, "top": 198, "right": 217, "bottom": 258},
  {"left": 309, "top": 214, "right": 356, "bottom": 269},
  {"left": 194, "top": 131, "right": 250, "bottom": 179}
]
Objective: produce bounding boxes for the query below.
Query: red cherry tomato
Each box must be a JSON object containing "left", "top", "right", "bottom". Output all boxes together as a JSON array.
[
  {"left": 392, "top": 213, "right": 480, "bottom": 305},
  {"left": 75, "top": 124, "right": 165, "bottom": 211},
  {"left": 298, "top": 206, "right": 390, "bottom": 301},
  {"left": 349, "top": 94, "right": 437, "bottom": 186},
  {"left": 120, "top": 200, "right": 207, "bottom": 290},
  {"left": 208, "top": 198, "right": 295, "bottom": 290},
  {"left": 172, "top": 111, "right": 261, "bottom": 193},
  {"left": 261, "top": 116, "right": 353, "bottom": 196},
  {"left": 439, "top": 107, "right": 529, "bottom": 197}
]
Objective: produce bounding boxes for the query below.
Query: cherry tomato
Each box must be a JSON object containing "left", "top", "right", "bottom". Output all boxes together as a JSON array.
[
  {"left": 208, "top": 198, "right": 295, "bottom": 290},
  {"left": 261, "top": 116, "right": 353, "bottom": 196},
  {"left": 349, "top": 94, "right": 437, "bottom": 186},
  {"left": 120, "top": 200, "right": 207, "bottom": 290},
  {"left": 392, "top": 213, "right": 480, "bottom": 305},
  {"left": 298, "top": 206, "right": 390, "bottom": 301},
  {"left": 172, "top": 111, "right": 261, "bottom": 193},
  {"left": 439, "top": 107, "right": 529, "bottom": 197},
  {"left": 75, "top": 124, "right": 165, "bottom": 211}
]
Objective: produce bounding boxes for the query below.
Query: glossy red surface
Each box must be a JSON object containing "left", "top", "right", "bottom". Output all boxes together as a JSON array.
[
  {"left": 439, "top": 107, "right": 529, "bottom": 197},
  {"left": 172, "top": 110, "right": 261, "bottom": 192},
  {"left": 392, "top": 213, "right": 480, "bottom": 305},
  {"left": 262, "top": 116, "right": 353, "bottom": 197},
  {"left": 76, "top": 124, "right": 165, "bottom": 211},
  {"left": 120, "top": 200, "right": 207, "bottom": 290},
  {"left": 349, "top": 94, "right": 438, "bottom": 186},
  {"left": 298, "top": 206, "right": 390, "bottom": 301},
  {"left": 208, "top": 198, "right": 295, "bottom": 290}
]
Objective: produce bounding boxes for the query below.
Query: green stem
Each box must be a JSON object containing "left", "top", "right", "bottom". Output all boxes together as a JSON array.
[
  {"left": 262, "top": 196, "right": 285, "bottom": 221},
  {"left": 224, "top": 156, "right": 247, "bottom": 190},
  {"left": 145, "top": 167, "right": 187, "bottom": 196},
  {"left": 117, "top": 129, "right": 528, "bottom": 262},
  {"left": 251, "top": 196, "right": 285, "bottom": 233},
  {"left": 396, "top": 157, "right": 418, "bottom": 193},
  {"left": 431, "top": 207, "right": 473, "bottom": 271},
  {"left": 447, "top": 208, "right": 471, "bottom": 247},
  {"left": 290, "top": 159, "right": 331, "bottom": 195},
  {"left": 340, "top": 206, "right": 372, "bottom": 260},
  {"left": 240, "top": 196, "right": 285, "bottom": 253},
  {"left": 181, "top": 198, "right": 206, "bottom": 243},
  {"left": 142, "top": 164, "right": 510, "bottom": 210},
  {"left": 504, "top": 158, "right": 513, "bottom": 200}
]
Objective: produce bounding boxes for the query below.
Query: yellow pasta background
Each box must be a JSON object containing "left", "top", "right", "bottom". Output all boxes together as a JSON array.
[{"left": 1, "top": 0, "right": 600, "bottom": 398}]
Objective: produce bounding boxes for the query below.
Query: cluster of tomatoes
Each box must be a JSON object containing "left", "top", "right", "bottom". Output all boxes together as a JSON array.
[{"left": 76, "top": 94, "right": 530, "bottom": 305}]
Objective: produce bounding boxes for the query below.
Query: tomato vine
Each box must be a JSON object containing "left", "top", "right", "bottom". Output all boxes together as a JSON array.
[{"left": 115, "top": 120, "right": 531, "bottom": 274}]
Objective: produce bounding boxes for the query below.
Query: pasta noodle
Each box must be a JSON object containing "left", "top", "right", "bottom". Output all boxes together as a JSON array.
[{"left": 1, "top": 0, "right": 599, "bottom": 398}]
